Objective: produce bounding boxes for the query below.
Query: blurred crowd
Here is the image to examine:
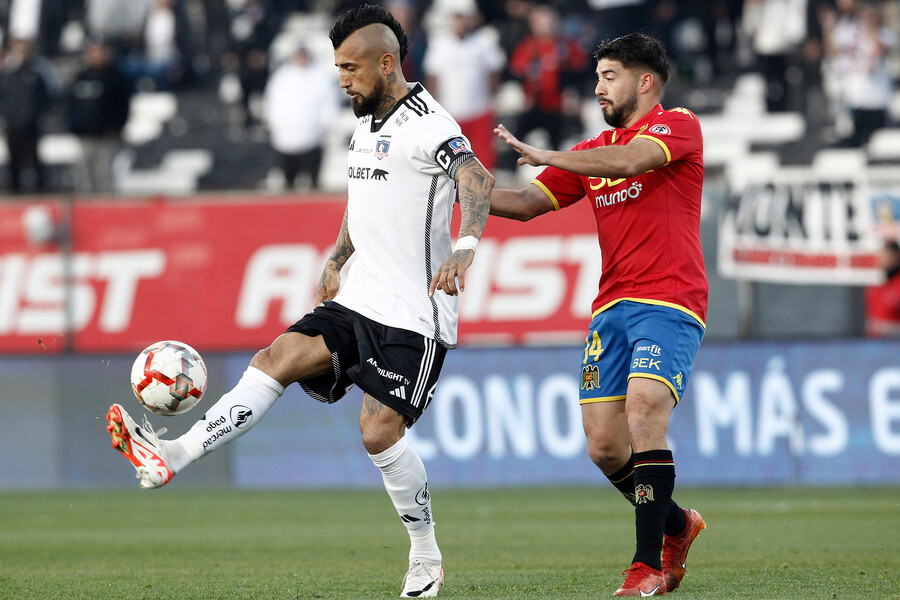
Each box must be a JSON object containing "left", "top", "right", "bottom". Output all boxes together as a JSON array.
[{"left": 0, "top": 0, "right": 897, "bottom": 195}]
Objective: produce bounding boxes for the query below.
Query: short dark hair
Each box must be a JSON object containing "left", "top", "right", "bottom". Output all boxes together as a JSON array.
[
  {"left": 593, "top": 32, "right": 670, "bottom": 85},
  {"left": 329, "top": 4, "right": 409, "bottom": 62}
]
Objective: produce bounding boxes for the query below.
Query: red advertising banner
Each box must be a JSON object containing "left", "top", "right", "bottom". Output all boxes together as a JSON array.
[{"left": 0, "top": 195, "right": 599, "bottom": 354}]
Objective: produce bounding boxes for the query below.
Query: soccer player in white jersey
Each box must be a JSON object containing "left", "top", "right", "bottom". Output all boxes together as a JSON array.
[{"left": 105, "top": 5, "right": 494, "bottom": 598}]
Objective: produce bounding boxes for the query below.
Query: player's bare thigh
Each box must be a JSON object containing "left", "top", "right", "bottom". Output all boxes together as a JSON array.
[
  {"left": 625, "top": 376, "right": 675, "bottom": 453},
  {"left": 582, "top": 399, "right": 630, "bottom": 474},
  {"left": 249, "top": 331, "right": 333, "bottom": 387},
  {"left": 359, "top": 394, "right": 406, "bottom": 454}
]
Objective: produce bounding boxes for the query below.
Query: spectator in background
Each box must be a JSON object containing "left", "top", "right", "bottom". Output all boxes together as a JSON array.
[
  {"left": 820, "top": 0, "right": 897, "bottom": 147},
  {"left": 0, "top": 37, "right": 59, "bottom": 193},
  {"left": 389, "top": 0, "right": 428, "bottom": 84},
  {"left": 866, "top": 239, "right": 900, "bottom": 337},
  {"left": 222, "top": 0, "right": 279, "bottom": 128},
  {"left": 509, "top": 3, "right": 588, "bottom": 152},
  {"left": 742, "top": 0, "right": 809, "bottom": 113},
  {"left": 424, "top": 2, "right": 505, "bottom": 172},
  {"left": 495, "top": 0, "right": 534, "bottom": 66},
  {"left": 119, "top": 0, "right": 190, "bottom": 91},
  {"left": 68, "top": 37, "right": 132, "bottom": 195},
  {"left": 262, "top": 44, "right": 337, "bottom": 190},
  {"left": 85, "top": 0, "right": 147, "bottom": 55}
]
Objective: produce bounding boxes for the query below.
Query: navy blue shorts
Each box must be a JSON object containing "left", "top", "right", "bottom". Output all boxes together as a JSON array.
[{"left": 579, "top": 300, "right": 705, "bottom": 404}]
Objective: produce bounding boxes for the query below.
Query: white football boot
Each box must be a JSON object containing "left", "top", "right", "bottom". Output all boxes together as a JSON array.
[
  {"left": 400, "top": 559, "right": 443, "bottom": 598},
  {"left": 106, "top": 404, "right": 173, "bottom": 489}
]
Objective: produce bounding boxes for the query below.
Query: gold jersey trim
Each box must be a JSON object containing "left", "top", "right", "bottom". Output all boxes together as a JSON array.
[
  {"left": 634, "top": 134, "right": 672, "bottom": 165},
  {"left": 531, "top": 179, "right": 560, "bottom": 210},
  {"left": 592, "top": 297, "right": 706, "bottom": 329}
]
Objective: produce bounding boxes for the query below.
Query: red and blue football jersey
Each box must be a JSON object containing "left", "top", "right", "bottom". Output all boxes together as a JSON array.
[{"left": 533, "top": 104, "right": 708, "bottom": 324}]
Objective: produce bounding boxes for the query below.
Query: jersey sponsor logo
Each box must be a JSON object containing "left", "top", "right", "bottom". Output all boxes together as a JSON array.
[
  {"left": 347, "top": 166, "right": 389, "bottom": 180},
  {"left": 375, "top": 138, "right": 390, "bottom": 159},
  {"left": 230, "top": 405, "right": 253, "bottom": 429},
  {"left": 588, "top": 177, "right": 627, "bottom": 190},
  {"left": 636, "top": 344, "right": 662, "bottom": 356},
  {"left": 632, "top": 357, "right": 661, "bottom": 371},
  {"left": 415, "top": 483, "right": 430, "bottom": 505},
  {"left": 649, "top": 124, "right": 670, "bottom": 135},
  {"left": 448, "top": 137, "right": 470, "bottom": 154},
  {"left": 367, "top": 357, "right": 410, "bottom": 385},
  {"left": 594, "top": 182, "right": 643, "bottom": 208}
]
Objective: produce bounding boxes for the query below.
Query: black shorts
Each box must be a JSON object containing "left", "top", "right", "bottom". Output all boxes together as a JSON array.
[{"left": 286, "top": 301, "right": 447, "bottom": 426}]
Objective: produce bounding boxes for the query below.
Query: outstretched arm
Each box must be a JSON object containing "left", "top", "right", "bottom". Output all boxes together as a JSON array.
[
  {"left": 429, "top": 157, "right": 495, "bottom": 297},
  {"left": 315, "top": 207, "right": 354, "bottom": 305},
  {"left": 490, "top": 184, "right": 555, "bottom": 221},
  {"left": 494, "top": 123, "right": 667, "bottom": 178}
]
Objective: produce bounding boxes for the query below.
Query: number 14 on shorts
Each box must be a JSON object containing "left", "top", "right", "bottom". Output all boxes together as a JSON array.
[{"left": 584, "top": 331, "right": 603, "bottom": 363}]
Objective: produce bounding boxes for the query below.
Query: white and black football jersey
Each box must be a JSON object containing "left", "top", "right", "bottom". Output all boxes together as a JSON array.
[{"left": 333, "top": 83, "right": 475, "bottom": 348}]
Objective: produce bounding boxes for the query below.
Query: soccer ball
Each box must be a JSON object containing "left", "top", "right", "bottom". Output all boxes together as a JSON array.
[{"left": 130, "top": 340, "right": 208, "bottom": 416}]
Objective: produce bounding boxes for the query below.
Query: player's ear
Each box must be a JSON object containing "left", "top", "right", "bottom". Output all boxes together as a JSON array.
[
  {"left": 638, "top": 71, "right": 654, "bottom": 94},
  {"left": 380, "top": 52, "right": 395, "bottom": 76}
]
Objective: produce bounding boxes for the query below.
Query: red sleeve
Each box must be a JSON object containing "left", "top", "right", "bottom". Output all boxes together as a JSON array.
[
  {"left": 532, "top": 138, "right": 595, "bottom": 210},
  {"left": 634, "top": 108, "right": 702, "bottom": 167}
]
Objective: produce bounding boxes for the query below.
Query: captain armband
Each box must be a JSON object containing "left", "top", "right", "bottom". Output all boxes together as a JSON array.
[{"left": 434, "top": 136, "right": 476, "bottom": 179}]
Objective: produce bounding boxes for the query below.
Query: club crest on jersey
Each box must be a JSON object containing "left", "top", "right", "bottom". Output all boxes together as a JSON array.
[
  {"left": 375, "top": 138, "right": 390, "bottom": 159},
  {"left": 448, "top": 137, "right": 470, "bottom": 154},
  {"left": 581, "top": 364, "right": 600, "bottom": 391}
]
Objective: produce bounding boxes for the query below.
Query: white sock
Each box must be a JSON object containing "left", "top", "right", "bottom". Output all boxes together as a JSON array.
[
  {"left": 163, "top": 366, "right": 284, "bottom": 472},
  {"left": 369, "top": 436, "right": 441, "bottom": 564}
]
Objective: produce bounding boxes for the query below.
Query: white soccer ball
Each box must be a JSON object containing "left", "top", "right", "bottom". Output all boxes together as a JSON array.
[{"left": 130, "top": 340, "right": 208, "bottom": 416}]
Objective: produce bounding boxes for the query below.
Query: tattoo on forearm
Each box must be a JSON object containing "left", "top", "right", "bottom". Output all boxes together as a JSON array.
[
  {"left": 456, "top": 160, "right": 494, "bottom": 238},
  {"left": 328, "top": 209, "right": 355, "bottom": 269}
]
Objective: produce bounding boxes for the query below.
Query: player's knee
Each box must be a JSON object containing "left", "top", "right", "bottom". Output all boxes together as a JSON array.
[
  {"left": 361, "top": 426, "right": 399, "bottom": 455},
  {"left": 249, "top": 346, "right": 274, "bottom": 371},
  {"left": 360, "top": 411, "right": 405, "bottom": 455},
  {"left": 586, "top": 437, "right": 626, "bottom": 473}
]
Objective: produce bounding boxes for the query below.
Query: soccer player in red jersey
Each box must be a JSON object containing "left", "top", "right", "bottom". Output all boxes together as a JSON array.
[{"left": 491, "top": 33, "right": 707, "bottom": 596}]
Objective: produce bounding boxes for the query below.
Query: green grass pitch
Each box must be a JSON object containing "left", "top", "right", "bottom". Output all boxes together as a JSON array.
[{"left": 1, "top": 486, "right": 897, "bottom": 599}]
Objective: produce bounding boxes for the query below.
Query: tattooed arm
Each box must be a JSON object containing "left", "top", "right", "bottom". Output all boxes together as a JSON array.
[
  {"left": 429, "top": 157, "right": 495, "bottom": 297},
  {"left": 315, "top": 207, "right": 354, "bottom": 305}
]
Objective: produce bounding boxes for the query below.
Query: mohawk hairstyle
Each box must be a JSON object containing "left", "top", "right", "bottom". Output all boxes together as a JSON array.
[
  {"left": 329, "top": 4, "right": 409, "bottom": 62},
  {"left": 593, "top": 32, "right": 670, "bottom": 85}
]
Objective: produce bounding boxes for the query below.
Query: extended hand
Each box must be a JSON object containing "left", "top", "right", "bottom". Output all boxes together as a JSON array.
[
  {"left": 314, "top": 265, "right": 342, "bottom": 305},
  {"left": 494, "top": 123, "right": 551, "bottom": 167},
  {"left": 429, "top": 249, "right": 475, "bottom": 297}
]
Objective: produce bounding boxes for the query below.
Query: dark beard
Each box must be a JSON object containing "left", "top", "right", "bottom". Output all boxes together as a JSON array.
[
  {"left": 352, "top": 78, "right": 386, "bottom": 118},
  {"left": 601, "top": 92, "right": 638, "bottom": 129}
]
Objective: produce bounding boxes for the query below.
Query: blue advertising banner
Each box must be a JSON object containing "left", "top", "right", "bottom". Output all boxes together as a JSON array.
[{"left": 231, "top": 339, "right": 900, "bottom": 488}]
